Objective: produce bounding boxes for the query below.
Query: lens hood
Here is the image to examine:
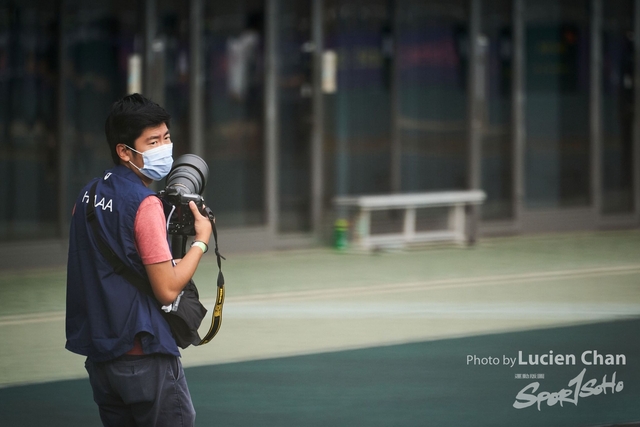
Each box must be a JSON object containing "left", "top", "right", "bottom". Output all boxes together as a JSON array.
[{"left": 166, "top": 154, "right": 209, "bottom": 195}]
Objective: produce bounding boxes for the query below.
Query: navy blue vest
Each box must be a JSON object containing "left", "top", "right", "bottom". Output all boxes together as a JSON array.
[{"left": 66, "top": 165, "right": 179, "bottom": 361}]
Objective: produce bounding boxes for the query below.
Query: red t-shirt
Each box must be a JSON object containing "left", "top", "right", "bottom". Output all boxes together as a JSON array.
[{"left": 134, "top": 196, "right": 173, "bottom": 265}]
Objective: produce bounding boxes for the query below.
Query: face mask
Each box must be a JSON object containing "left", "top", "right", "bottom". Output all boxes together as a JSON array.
[{"left": 126, "top": 143, "right": 173, "bottom": 181}]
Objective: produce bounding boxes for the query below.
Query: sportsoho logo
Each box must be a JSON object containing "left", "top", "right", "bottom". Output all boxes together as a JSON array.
[
  {"left": 512, "top": 351, "right": 626, "bottom": 411},
  {"left": 513, "top": 368, "right": 623, "bottom": 411}
]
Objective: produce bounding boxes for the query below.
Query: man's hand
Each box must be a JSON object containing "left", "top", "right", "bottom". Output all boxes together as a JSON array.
[
  {"left": 190, "top": 201, "right": 212, "bottom": 245},
  {"left": 145, "top": 201, "right": 213, "bottom": 305}
]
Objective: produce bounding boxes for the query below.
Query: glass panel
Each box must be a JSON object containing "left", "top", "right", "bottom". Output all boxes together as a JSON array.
[
  {"left": 601, "top": 0, "right": 634, "bottom": 214},
  {"left": 63, "top": 0, "right": 137, "bottom": 208},
  {"left": 0, "top": 1, "right": 58, "bottom": 240},
  {"left": 157, "top": 0, "right": 190, "bottom": 157},
  {"left": 524, "top": 0, "right": 590, "bottom": 209},
  {"left": 324, "top": 0, "right": 392, "bottom": 196},
  {"left": 203, "top": 0, "right": 265, "bottom": 227},
  {"left": 396, "top": 0, "right": 470, "bottom": 192},
  {"left": 277, "top": 0, "right": 312, "bottom": 232},
  {"left": 481, "top": 0, "right": 513, "bottom": 220}
]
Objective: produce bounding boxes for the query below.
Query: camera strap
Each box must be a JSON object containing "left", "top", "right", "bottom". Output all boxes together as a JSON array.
[
  {"left": 85, "top": 180, "right": 225, "bottom": 346},
  {"left": 197, "top": 206, "right": 225, "bottom": 345}
]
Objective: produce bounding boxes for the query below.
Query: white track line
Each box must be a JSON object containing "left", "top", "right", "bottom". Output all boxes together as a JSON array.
[
  {"left": 205, "top": 264, "right": 640, "bottom": 304},
  {"left": 2, "top": 264, "right": 640, "bottom": 327}
]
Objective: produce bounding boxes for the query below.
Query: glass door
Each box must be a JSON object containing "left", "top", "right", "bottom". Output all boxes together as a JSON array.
[
  {"left": 323, "top": 0, "right": 393, "bottom": 197},
  {"left": 203, "top": 0, "right": 266, "bottom": 227},
  {"left": 523, "top": 0, "right": 591, "bottom": 209},
  {"left": 277, "top": 0, "right": 313, "bottom": 233},
  {"left": 0, "top": 0, "right": 60, "bottom": 239},
  {"left": 481, "top": 0, "right": 513, "bottom": 220},
  {"left": 601, "top": 0, "right": 634, "bottom": 215},
  {"left": 156, "top": 0, "right": 191, "bottom": 157},
  {"left": 395, "top": 0, "right": 470, "bottom": 192}
]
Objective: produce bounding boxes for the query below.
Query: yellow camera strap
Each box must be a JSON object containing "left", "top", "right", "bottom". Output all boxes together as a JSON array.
[
  {"left": 198, "top": 281, "right": 224, "bottom": 345},
  {"left": 197, "top": 207, "right": 226, "bottom": 345}
]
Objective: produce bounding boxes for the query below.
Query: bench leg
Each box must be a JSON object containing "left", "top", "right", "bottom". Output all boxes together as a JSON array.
[
  {"left": 467, "top": 204, "right": 479, "bottom": 245},
  {"left": 448, "top": 204, "right": 466, "bottom": 244},
  {"left": 404, "top": 208, "right": 416, "bottom": 244},
  {"left": 354, "top": 209, "right": 371, "bottom": 250}
]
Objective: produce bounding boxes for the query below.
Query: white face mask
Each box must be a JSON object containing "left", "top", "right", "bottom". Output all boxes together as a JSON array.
[{"left": 126, "top": 143, "right": 174, "bottom": 181}]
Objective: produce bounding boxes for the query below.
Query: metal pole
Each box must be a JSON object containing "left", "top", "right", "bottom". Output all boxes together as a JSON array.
[
  {"left": 189, "top": 0, "right": 204, "bottom": 156},
  {"left": 634, "top": 0, "right": 640, "bottom": 222},
  {"left": 265, "top": 0, "right": 280, "bottom": 236},
  {"left": 311, "top": 0, "right": 324, "bottom": 237},
  {"left": 143, "top": 0, "right": 157, "bottom": 97},
  {"left": 590, "top": 0, "right": 602, "bottom": 218},
  {"left": 468, "top": 0, "right": 483, "bottom": 191},
  {"left": 467, "top": 0, "right": 483, "bottom": 244},
  {"left": 335, "top": 15, "right": 349, "bottom": 203},
  {"left": 57, "top": 0, "right": 70, "bottom": 238},
  {"left": 512, "top": 0, "right": 525, "bottom": 229},
  {"left": 390, "top": 0, "right": 401, "bottom": 193}
]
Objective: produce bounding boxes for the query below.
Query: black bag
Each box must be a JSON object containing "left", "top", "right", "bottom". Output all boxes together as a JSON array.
[
  {"left": 160, "top": 279, "right": 208, "bottom": 348},
  {"left": 86, "top": 181, "right": 224, "bottom": 349}
]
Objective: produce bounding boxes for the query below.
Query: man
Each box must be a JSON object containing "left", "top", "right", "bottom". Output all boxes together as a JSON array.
[{"left": 65, "top": 93, "right": 211, "bottom": 427}]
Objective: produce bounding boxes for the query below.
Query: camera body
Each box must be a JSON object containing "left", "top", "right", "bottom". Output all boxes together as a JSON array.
[
  {"left": 158, "top": 154, "right": 209, "bottom": 237},
  {"left": 160, "top": 187, "right": 205, "bottom": 236}
]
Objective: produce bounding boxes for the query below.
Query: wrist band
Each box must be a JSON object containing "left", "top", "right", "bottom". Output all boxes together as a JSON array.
[{"left": 191, "top": 240, "right": 208, "bottom": 254}]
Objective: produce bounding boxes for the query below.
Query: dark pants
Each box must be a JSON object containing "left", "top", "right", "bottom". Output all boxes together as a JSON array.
[{"left": 85, "top": 354, "right": 196, "bottom": 427}]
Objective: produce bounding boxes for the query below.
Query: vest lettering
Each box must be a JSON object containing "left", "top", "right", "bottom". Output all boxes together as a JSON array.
[
  {"left": 95, "top": 196, "right": 105, "bottom": 210},
  {"left": 87, "top": 194, "right": 114, "bottom": 212}
]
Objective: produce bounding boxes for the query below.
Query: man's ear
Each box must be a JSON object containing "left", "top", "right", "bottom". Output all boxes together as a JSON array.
[{"left": 115, "top": 144, "right": 131, "bottom": 163}]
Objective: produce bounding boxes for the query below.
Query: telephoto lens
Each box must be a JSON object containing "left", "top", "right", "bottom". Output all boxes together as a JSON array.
[
  {"left": 160, "top": 154, "right": 211, "bottom": 255},
  {"left": 165, "top": 154, "right": 209, "bottom": 195}
]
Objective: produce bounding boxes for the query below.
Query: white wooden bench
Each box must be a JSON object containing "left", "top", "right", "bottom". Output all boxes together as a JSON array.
[{"left": 334, "top": 190, "right": 486, "bottom": 251}]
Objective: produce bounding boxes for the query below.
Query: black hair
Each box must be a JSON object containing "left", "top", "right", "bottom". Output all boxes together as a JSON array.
[{"left": 105, "top": 93, "right": 171, "bottom": 164}]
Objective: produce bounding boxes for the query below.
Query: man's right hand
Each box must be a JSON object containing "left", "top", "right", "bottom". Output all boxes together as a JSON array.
[
  {"left": 146, "top": 202, "right": 213, "bottom": 305},
  {"left": 189, "top": 201, "right": 212, "bottom": 245}
]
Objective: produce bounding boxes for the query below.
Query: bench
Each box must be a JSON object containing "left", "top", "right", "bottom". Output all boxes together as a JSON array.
[{"left": 333, "top": 190, "right": 486, "bottom": 251}]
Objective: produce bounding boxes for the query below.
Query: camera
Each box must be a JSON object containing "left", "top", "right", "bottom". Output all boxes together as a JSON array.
[{"left": 158, "top": 154, "right": 210, "bottom": 237}]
